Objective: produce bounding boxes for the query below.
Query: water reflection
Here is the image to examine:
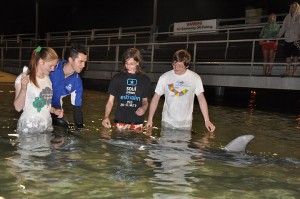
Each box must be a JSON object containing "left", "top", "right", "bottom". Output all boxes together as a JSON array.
[
  {"left": 98, "top": 128, "right": 205, "bottom": 198},
  {"left": 297, "top": 101, "right": 300, "bottom": 130},
  {"left": 17, "top": 132, "right": 63, "bottom": 155},
  {"left": 147, "top": 129, "right": 197, "bottom": 195},
  {"left": 99, "top": 130, "right": 151, "bottom": 182},
  {"left": 248, "top": 90, "right": 256, "bottom": 115},
  {"left": 5, "top": 130, "right": 84, "bottom": 196},
  {"left": 7, "top": 132, "right": 63, "bottom": 180}
]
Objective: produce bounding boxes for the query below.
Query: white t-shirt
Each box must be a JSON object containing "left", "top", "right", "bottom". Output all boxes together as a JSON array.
[
  {"left": 155, "top": 69, "right": 204, "bottom": 129},
  {"left": 278, "top": 13, "right": 300, "bottom": 42},
  {"left": 15, "top": 74, "right": 53, "bottom": 134}
]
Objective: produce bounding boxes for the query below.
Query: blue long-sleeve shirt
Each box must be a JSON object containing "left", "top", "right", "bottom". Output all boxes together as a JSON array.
[{"left": 50, "top": 59, "right": 83, "bottom": 108}]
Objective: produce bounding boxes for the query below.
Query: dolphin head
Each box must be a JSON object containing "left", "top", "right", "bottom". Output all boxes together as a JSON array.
[{"left": 223, "top": 135, "right": 255, "bottom": 152}]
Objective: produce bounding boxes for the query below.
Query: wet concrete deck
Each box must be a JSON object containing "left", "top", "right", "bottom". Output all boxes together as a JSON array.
[{"left": 0, "top": 71, "right": 16, "bottom": 83}]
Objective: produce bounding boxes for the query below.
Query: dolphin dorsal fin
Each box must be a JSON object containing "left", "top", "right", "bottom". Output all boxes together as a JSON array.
[{"left": 224, "top": 135, "right": 254, "bottom": 152}]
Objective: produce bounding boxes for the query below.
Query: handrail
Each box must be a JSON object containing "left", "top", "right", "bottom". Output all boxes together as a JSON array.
[
  {"left": 218, "top": 13, "right": 287, "bottom": 25},
  {"left": 0, "top": 13, "right": 287, "bottom": 44},
  {"left": 0, "top": 36, "right": 293, "bottom": 78},
  {"left": 45, "top": 26, "right": 152, "bottom": 41},
  {"left": 0, "top": 33, "right": 35, "bottom": 43}
]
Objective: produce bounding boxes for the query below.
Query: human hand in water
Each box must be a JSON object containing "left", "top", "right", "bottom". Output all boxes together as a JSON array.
[
  {"left": 55, "top": 109, "right": 64, "bottom": 118},
  {"left": 51, "top": 108, "right": 64, "bottom": 118},
  {"left": 102, "top": 117, "right": 112, "bottom": 128},
  {"left": 205, "top": 120, "right": 215, "bottom": 133},
  {"left": 146, "top": 120, "right": 153, "bottom": 129}
]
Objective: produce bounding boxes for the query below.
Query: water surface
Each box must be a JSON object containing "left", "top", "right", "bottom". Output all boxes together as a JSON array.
[{"left": 0, "top": 82, "right": 300, "bottom": 199}]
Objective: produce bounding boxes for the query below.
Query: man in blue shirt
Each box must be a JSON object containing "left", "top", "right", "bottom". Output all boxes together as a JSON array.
[{"left": 50, "top": 43, "right": 87, "bottom": 129}]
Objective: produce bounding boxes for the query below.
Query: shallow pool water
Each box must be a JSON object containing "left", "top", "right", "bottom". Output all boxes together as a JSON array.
[{"left": 0, "top": 82, "right": 300, "bottom": 199}]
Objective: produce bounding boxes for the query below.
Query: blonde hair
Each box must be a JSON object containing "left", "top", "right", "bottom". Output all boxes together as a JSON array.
[{"left": 290, "top": 2, "right": 300, "bottom": 15}]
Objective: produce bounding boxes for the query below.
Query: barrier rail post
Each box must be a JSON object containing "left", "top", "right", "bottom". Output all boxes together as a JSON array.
[
  {"left": 224, "top": 29, "right": 230, "bottom": 59},
  {"left": 19, "top": 47, "right": 22, "bottom": 67},
  {"left": 192, "top": 43, "right": 197, "bottom": 71},
  {"left": 118, "top": 27, "right": 122, "bottom": 39},
  {"left": 91, "top": 29, "right": 95, "bottom": 40},
  {"left": 150, "top": 41, "right": 154, "bottom": 73},
  {"left": 250, "top": 40, "right": 256, "bottom": 76},
  {"left": 115, "top": 45, "right": 119, "bottom": 71}
]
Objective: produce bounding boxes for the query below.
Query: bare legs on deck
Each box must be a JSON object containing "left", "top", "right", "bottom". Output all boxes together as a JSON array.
[
  {"left": 263, "top": 49, "right": 276, "bottom": 76},
  {"left": 285, "top": 56, "right": 298, "bottom": 76}
]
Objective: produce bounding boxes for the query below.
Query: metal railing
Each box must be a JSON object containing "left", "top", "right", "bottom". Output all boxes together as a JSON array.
[
  {"left": 45, "top": 25, "right": 153, "bottom": 42},
  {"left": 0, "top": 35, "right": 292, "bottom": 78},
  {"left": 0, "top": 13, "right": 287, "bottom": 46},
  {"left": 0, "top": 13, "right": 293, "bottom": 77}
]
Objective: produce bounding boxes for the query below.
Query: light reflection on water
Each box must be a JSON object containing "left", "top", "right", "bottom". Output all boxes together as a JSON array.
[{"left": 0, "top": 82, "right": 300, "bottom": 198}]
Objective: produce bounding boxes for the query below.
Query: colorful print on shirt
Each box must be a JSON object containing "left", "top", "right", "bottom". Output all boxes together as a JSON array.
[{"left": 167, "top": 80, "right": 189, "bottom": 97}]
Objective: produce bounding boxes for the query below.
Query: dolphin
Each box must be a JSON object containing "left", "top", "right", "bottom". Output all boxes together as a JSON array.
[
  {"left": 99, "top": 134, "right": 300, "bottom": 167},
  {"left": 100, "top": 134, "right": 255, "bottom": 153},
  {"left": 222, "top": 135, "right": 255, "bottom": 152}
]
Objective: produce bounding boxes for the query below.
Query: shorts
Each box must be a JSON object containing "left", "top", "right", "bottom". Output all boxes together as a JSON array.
[
  {"left": 261, "top": 41, "right": 278, "bottom": 51},
  {"left": 114, "top": 122, "right": 143, "bottom": 131},
  {"left": 283, "top": 41, "right": 300, "bottom": 57}
]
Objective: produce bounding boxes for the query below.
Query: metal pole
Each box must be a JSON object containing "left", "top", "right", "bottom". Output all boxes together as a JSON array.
[
  {"left": 150, "top": 0, "right": 157, "bottom": 69},
  {"left": 250, "top": 40, "right": 255, "bottom": 76},
  {"left": 152, "top": 0, "right": 157, "bottom": 43},
  {"left": 35, "top": 0, "right": 39, "bottom": 41}
]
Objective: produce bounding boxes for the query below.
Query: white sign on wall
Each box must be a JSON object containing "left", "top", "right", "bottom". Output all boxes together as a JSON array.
[{"left": 173, "top": 19, "right": 217, "bottom": 34}]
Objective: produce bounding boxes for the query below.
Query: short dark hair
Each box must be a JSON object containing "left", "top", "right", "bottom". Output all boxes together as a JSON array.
[
  {"left": 172, "top": 49, "right": 191, "bottom": 67},
  {"left": 66, "top": 43, "right": 87, "bottom": 60}
]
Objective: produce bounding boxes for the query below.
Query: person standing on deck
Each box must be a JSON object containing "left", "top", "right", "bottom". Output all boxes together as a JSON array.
[
  {"left": 259, "top": 13, "right": 280, "bottom": 76},
  {"left": 276, "top": 2, "right": 300, "bottom": 76}
]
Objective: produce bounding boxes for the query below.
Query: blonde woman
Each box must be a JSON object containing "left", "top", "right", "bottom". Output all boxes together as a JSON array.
[{"left": 259, "top": 13, "right": 280, "bottom": 76}]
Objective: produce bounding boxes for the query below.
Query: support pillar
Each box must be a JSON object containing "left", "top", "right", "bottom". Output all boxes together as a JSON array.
[{"left": 215, "top": 86, "right": 225, "bottom": 98}]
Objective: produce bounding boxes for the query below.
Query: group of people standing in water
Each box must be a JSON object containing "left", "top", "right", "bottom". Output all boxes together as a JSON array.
[
  {"left": 101, "top": 48, "right": 215, "bottom": 133},
  {"left": 14, "top": 2, "right": 300, "bottom": 137},
  {"left": 14, "top": 44, "right": 215, "bottom": 138},
  {"left": 14, "top": 43, "right": 88, "bottom": 136},
  {"left": 14, "top": 2, "right": 300, "bottom": 138}
]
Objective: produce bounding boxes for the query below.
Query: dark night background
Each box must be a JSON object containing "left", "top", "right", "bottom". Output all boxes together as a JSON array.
[{"left": 1, "top": 0, "right": 295, "bottom": 36}]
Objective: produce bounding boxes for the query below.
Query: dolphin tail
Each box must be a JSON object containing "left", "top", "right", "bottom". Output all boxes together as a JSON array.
[{"left": 223, "top": 135, "right": 254, "bottom": 152}]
